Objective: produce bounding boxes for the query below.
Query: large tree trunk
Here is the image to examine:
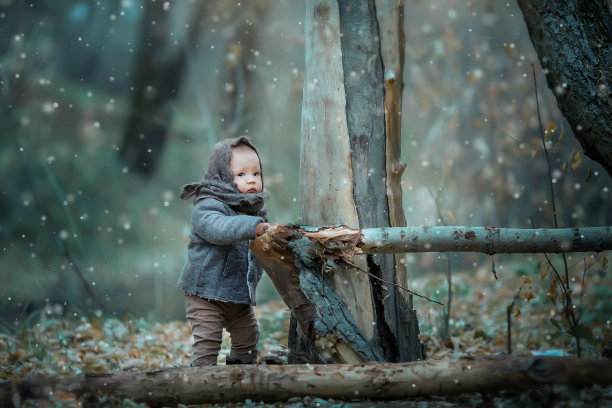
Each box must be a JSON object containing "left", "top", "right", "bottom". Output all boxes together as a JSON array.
[
  {"left": 297, "top": 0, "right": 421, "bottom": 364},
  {"left": 3, "top": 356, "right": 611, "bottom": 407},
  {"left": 517, "top": 0, "right": 612, "bottom": 178}
]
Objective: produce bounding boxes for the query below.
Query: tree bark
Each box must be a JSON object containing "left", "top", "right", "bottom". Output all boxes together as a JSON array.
[
  {"left": 358, "top": 225, "right": 612, "bottom": 254},
  {"left": 298, "top": 0, "right": 377, "bottom": 362},
  {"left": 298, "top": 0, "right": 422, "bottom": 364},
  {"left": 517, "top": 0, "right": 612, "bottom": 178},
  {"left": 2, "top": 356, "right": 611, "bottom": 407},
  {"left": 250, "top": 225, "right": 384, "bottom": 364}
]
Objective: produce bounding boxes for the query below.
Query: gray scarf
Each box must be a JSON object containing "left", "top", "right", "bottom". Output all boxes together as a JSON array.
[{"left": 180, "top": 136, "right": 268, "bottom": 218}]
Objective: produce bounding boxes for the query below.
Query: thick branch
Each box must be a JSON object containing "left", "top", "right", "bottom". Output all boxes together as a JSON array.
[
  {"left": 259, "top": 224, "right": 612, "bottom": 257},
  {"left": 359, "top": 225, "right": 612, "bottom": 255},
  {"left": 2, "top": 356, "right": 611, "bottom": 406},
  {"left": 249, "top": 224, "right": 611, "bottom": 363}
]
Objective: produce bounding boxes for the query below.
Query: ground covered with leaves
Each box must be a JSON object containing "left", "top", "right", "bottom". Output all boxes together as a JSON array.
[{"left": 1, "top": 265, "right": 611, "bottom": 407}]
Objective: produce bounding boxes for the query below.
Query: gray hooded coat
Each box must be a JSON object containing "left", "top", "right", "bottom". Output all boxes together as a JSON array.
[{"left": 177, "top": 137, "right": 268, "bottom": 305}]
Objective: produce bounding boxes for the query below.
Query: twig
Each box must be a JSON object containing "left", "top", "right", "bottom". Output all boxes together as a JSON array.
[
  {"left": 352, "top": 264, "right": 444, "bottom": 306},
  {"left": 578, "top": 257, "right": 587, "bottom": 321},
  {"left": 507, "top": 286, "right": 524, "bottom": 355},
  {"left": 506, "top": 303, "right": 513, "bottom": 354},
  {"left": 423, "top": 178, "right": 453, "bottom": 334},
  {"left": 532, "top": 65, "right": 559, "bottom": 228},
  {"left": 501, "top": 130, "right": 563, "bottom": 154},
  {"left": 532, "top": 64, "right": 581, "bottom": 357},
  {"left": 424, "top": 184, "right": 446, "bottom": 225},
  {"left": 529, "top": 217, "right": 570, "bottom": 303},
  {"left": 18, "top": 130, "right": 106, "bottom": 312},
  {"left": 502, "top": 130, "right": 541, "bottom": 153},
  {"left": 444, "top": 254, "right": 452, "bottom": 337}
]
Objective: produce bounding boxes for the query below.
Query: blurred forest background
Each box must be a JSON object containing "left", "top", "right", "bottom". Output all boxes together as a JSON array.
[{"left": 1, "top": 0, "right": 610, "bottom": 329}]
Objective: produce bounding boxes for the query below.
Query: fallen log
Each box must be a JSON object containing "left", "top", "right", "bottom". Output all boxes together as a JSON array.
[
  {"left": 260, "top": 224, "right": 612, "bottom": 256},
  {"left": 359, "top": 225, "right": 612, "bottom": 255},
  {"left": 2, "top": 355, "right": 610, "bottom": 407},
  {"left": 248, "top": 224, "right": 612, "bottom": 363}
]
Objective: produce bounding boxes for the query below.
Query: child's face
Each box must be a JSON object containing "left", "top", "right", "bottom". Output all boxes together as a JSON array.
[{"left": 229, "top": 145, "right": 263, "bottom": 194}]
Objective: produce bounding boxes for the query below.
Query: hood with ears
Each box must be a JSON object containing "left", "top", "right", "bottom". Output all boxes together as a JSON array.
[
  {"left": 205, "top": 136, "right": 264, "bottom": 190},
  {"left": 180, "top": 136, "right": 268, "bottom": 218}
]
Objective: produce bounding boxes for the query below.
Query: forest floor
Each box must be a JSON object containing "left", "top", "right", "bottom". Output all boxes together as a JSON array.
[{"left": 1, "top": 266, "right": 611, "bottom": 407}]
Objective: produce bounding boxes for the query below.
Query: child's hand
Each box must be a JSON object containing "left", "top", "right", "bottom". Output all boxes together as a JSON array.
[{"left": 255, "top": 222, "right": 271, "bottom": 236}]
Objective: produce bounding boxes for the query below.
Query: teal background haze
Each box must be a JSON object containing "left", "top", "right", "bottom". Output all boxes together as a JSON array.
[{"left": 1, "top": 0, "right": 610, "bottom": 325}]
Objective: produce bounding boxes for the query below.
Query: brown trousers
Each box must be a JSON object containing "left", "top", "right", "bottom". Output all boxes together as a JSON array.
[{"left": 185, "top": 293, "right": 259, "bottom": 366}]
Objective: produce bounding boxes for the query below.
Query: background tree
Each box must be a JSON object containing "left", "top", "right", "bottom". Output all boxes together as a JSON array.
[
  {"left": 213, "top": 1, "right": 267, "bottom": 139},
  {"left": 517, "top": 0, "right": 612, "bottom": 177},
  {"left": 119, "top": 1, "right": 206, "bottom": 176}
]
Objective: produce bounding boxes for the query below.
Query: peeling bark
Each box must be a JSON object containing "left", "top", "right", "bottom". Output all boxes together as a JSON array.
[
  {"left": 250, "top": 225, "right": 383, "bottom": 364},
  {"left": 375, "top": 0, "right": 422, "bottom": 361},
  {"left": 376, "top": 0, "right": 407, "bottom": 232},
  {"left": 338, "top": 0, "right": 403, "bottom": 360},
  {"left": 299, "top": 0, "right": 376, "bottom": 355},
  {"left": 2, "top": 356, "right": 611, "bottom": 407}
]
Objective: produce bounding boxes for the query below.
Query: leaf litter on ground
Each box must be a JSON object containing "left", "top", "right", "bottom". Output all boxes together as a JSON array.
[{"left": 1, "top": 266, "right": 611, "bottom": 407}]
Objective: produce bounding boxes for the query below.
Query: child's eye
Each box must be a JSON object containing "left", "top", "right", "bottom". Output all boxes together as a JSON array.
[
  {"left": 238, "top": 172, "right": 245, "bottom": 177},
  {"left": 254, "top": 172, "right": 260, "bottom": 177}
]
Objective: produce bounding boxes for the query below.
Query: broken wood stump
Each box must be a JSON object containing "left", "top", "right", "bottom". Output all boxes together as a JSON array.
[{"left": 249, "top": 224, "right": 383, "bottom": 363}]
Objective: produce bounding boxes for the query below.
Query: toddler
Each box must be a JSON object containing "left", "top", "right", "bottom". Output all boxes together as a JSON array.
[{"left": 178, "top": 136, "right": 270, "bottom": 366}]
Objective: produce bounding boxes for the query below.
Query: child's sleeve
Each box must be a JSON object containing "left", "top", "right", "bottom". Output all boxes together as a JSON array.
[{"left": 191, "top": 198, "right": 263, "bottom": 245}]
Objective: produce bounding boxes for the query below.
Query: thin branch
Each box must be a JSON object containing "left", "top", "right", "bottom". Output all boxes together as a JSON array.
[
  {"left": 18, "top": 129, "right": 105, "bottom": 312},
  {"left": 444, "top": 254, "right": 452, "bottom": 337},
  {"left": 532, "top": 66, "right": 582, "bottom": 355},
  {"left": 532, "top": 64, "right": 559, "bottom": 229},
  {"left": 425, "top": 184, "right": 446, "bottom": 226},
  {"left": 507, "top": 284, "right": 526, "bottom": 355},
  {"left": 542, "top": 253, "right": 570, "bottom": 300},
  {"left": 506, "top": 303, "right": 514, "bottom": 354},
  {"left": 502, "top": 130, "right": 541, "bottom": 153},
  {"left": 578, "top": 257, "right": 587, "bottom": 321},
  {"left": 351, "top": 264, "right": 444, "bottom": 306},
  {"left": 501, "top": 130, "right": 564, "bottom": 154},
  {"left": 529, "top": 218, "right": 571, "bottom": 305},
  {"left": 533, "top": 65, "right": 578, "bottom": 328},
  {"left": 423, "top": 178, "right": 454, "bottom": 334}
]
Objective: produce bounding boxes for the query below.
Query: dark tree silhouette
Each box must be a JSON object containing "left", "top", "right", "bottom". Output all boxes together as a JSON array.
[
  {"left": 517, "top": 0, "right": 612, "bottom": 178},
  {"left": 214, "top": 1, "right": 267, "bottom": 139},
  {"left": 119, "top": 1, "right": 206, "bottom": 177}
]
